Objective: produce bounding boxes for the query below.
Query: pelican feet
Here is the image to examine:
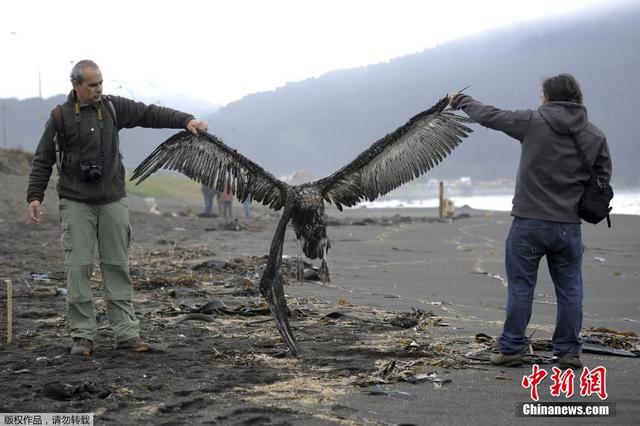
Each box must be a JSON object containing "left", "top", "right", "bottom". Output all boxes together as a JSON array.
[{"left": 319, "top": 257, "right": 330, "bottom": 283}]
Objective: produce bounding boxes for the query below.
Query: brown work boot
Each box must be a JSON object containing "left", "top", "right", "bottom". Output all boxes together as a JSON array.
[
  {"left": 558, "top": 356, "right": 583, "bottom": 369},
  {"left": 115, "top": 337, "right": 151, "bottom": 352},
  {"left": 490, "top": 352, "right": 524, "bottom": 367},
  {"left": 70, "top": 338, "right": 93, "bottom": 357}
]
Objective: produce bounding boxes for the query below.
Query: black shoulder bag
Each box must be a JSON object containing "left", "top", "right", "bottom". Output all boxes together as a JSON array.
[{"left": 569, "top": 133, "right": 613, "bottom": 227}]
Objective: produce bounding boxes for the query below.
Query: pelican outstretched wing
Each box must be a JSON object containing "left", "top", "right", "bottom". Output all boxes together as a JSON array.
[
  {"left": 130, "top": 131, "right": 286, "bottom": 210},
  {"left": 316, "top": 96, "right": 472, "bottom": 210}
]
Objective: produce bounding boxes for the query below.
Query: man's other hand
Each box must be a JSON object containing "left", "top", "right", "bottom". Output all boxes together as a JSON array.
[
  {"left": 28, "top": 200, "right": 43, "bottom": 224},
  {"left": 187, "top": 119, "right": 208, "bottom": 135}
]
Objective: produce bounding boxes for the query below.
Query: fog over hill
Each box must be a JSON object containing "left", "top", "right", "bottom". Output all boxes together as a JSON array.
[
  {"left": 207, "top": 4, "right": 639, "bottom": 186},
  {"left": 2, "top": 3, "right": 638, "bottom": 187}
]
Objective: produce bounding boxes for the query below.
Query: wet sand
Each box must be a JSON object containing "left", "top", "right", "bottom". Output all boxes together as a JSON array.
[{"left": 1, "top": 172, "right": 639, "bottom": 425}]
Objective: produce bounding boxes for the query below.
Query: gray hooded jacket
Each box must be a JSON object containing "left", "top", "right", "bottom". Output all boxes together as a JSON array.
[{"left": 451, "top": 94, "right": 612, "bottom": 223}]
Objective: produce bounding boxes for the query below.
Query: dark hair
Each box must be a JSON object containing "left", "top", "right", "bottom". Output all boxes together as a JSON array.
[
  {"left": 542, "top": 73, "right": 583, "bottom": 104},
  {"left": 70, "top": 60, "right": 100, "bottom": 84}
]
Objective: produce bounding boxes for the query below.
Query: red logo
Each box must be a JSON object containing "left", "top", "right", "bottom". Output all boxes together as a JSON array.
[
  {"left": 550, "top": 366, "right": 575, "bottom": 398},
  {"left": 522, "top": 364, "right": 548, "bottom": 401},
  {"left": 521, "top": 365, "right": 608, "bottom": 401},
  {"left": 580, "top": 366, "right": 608, "bottom": 400}
]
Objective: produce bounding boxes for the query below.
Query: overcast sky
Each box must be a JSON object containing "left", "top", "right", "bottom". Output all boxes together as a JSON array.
[{"left": 0, "top": 0, "right": 625, "bottom": 105}]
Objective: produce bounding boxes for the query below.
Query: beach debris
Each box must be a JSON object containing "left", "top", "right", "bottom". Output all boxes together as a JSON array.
[
  {"left": 581, "top": 327, "right": 640, "bottom": 356},
  {"left": 390, "top": 309, "right": 444, "bottom": 329},
  {"left": 321, "top": 311, "right": 346, "bottom": 322},
  {"left": 159, "top": 397, "right": 207, "bottom": 413},
  {"left": 405, "top": 371, "right": 452, "bottom": 387},
  {"left": 29, "top": 272, "right": 50, "bottom": 281},
  {"left": 36, "top": 355, "right": 63, "bottom": 362},
  {"left": 169, "top": 286, "right": 206, "bottom": 298},
  {"left": 367, "top": 385, "right": 412, "bottom": 399},
  {"left": 144, "top": 197, "right": 161, "bottom": 215},
  {"left": 172, "top": 313, "right": 224, "bottom": 325},
  {"left": 31, "top": 286, "right": 59, "bottom": 297},
  {"left": 41, "top": 382, "right": 111, "bottom": 401},
  {"left": 464, "top": 349, "right": 553, "bottom": 365},
  {"left": 594, "top": 256, "right": 607, "bottom": 263},
  {"left": 222, "top": 219, "right": 243, "bottom": 231},
  {"left": 390, "top": 315, "right": 417, "bottom": 328},
  {"left": 336, "top": 299, "right": 355, "bottom": 308},
  {"left": 474, "top": 333, "right": 495, "bottom": 345},
  {"left": 582, "top": 344, "right": 638, "bottom": 358},
  {"left": 192, "top": 259, "right": 232, "bottom": 272},
  {"left": 224, "top": 302, "right": 272, "bottom": 316},
  {"left": 196, "top": 299, "right": 231, "bottom": 314},
  {"left": 467, "top": 327, "right": 640, "bottom": 361},
  {"left": 356, "top": 359, "right": 456, "bottom": 388},
  {"left": 5, "top": 280, "right": 12, "bottom": 343}
]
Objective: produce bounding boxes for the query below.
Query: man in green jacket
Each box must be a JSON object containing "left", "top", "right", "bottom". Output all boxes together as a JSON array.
[{"left": 27, "top": 59, "right": 208, "bottom": 356}]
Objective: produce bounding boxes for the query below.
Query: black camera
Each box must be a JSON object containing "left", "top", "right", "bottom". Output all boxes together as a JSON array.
[{"left": 80, "top": 159, "right": 104, "bottom": 183}]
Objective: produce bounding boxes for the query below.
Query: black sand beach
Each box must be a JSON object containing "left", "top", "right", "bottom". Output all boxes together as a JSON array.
[{"left": 1, "top": 166, "right": 639, "bottom": 425}]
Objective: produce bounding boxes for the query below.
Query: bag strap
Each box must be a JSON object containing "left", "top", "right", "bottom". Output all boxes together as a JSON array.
[
  {"left": 567, "top": 133, "right": 597, "bottom": 179},
  {"left": 51, "top": 105, "right": 64, "bottom": 174},
  {"left": 104, "top": 95, "right": 118, "bottom": 129}
]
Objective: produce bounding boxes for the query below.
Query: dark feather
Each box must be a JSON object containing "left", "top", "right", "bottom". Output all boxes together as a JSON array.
[
  {"left": 129, "top": 131, "right": 287, "bottom": 210},
  {"left": 316, "top": 96, "right": 472, "bottom": 210}
]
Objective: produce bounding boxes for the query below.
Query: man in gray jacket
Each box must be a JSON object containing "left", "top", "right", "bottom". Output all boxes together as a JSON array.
[
  {"left": 449, "top": 74, "right": 612, "bottom": 369},
  {"left": 27, "top": 60, "right": 208, "bottom": 356}
]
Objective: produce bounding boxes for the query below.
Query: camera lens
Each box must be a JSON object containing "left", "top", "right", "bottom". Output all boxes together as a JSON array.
[{"left": 89, "top": 168, "right": 101, "bottom": 182}]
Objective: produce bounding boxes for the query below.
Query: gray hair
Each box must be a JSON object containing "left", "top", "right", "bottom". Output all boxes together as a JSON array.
[{"left": 70, "top": 60, "right": 100, "bottom": 84}]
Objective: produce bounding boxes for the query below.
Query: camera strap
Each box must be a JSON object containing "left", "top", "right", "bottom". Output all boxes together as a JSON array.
[{"left": 51, "top": 105, "right": 65, "bottom": 174}]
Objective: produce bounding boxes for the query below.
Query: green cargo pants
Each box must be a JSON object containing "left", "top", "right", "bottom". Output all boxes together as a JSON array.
[{"left": 59, "top": 197, "right": 139, "bottom": 344}]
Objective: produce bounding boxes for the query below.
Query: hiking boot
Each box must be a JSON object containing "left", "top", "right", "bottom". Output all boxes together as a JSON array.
[
  {"left": 115, "top": 337, "right": 152, "bottom": 352},
  {"left": 490, "top": 352, "right": 524, "bottom": 367},
  {"left": 70, "top": 338, "right": 93, "bottom": 357},
  {"left": 558, "top": 356, "right": 583, "bottom": 369}
]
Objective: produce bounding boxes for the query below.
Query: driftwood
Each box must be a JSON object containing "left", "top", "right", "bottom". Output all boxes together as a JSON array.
[{"left": 5, "top": 280, "right": 12, "bottom": 343}]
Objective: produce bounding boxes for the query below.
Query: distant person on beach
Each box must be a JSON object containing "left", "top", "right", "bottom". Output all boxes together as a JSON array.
[
  {"left": 449, "top": 73, "right": 612, "bottom": 369},
  {"left": 243, "top": 196, "right": 252, "bottom": 219},
  {"left": 221, "top": 183, "right": 233, "bottom": 218},
  {"left": 216, "top": 190, "right": 223, "bottom": 217},
  {"left": 26, "top": 59, "right": 208, "bottom": 356},
  {"left": 199, "top": 184, "right": 217, "bottom": 217}
]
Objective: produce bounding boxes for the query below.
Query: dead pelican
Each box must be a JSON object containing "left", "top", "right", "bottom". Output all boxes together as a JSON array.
[{"left": 130, "top": 95, "right": 472, "bottom": 355}]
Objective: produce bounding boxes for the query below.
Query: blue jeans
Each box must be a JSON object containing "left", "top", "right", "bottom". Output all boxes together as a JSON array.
[{"left": 500, "top": 217, "right": 584, "bottom": 357}]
